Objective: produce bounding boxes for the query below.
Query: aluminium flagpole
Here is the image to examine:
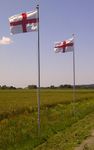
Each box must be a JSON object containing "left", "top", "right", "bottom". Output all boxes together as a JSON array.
[
  {"left": 72, "top": 34, "right": 76, "bottom": 107},
  {"left": 36, "top": 4, "right": 40, "bottom": 134}
]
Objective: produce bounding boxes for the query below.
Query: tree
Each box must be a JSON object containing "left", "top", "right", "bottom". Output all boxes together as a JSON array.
[
  {"left": 50, "top": 85, "right": 56, "bottom": 89},
  {"left": 27, "top": 85, "right": 37, "bottom": 89},
  {"left": 1, "top": 85, "right": 8, "bottom": 89},
  {"left": 9, "top": 86, "right": 16, "bottom": 90},
  {"left": 59, "top": 85, "right": 64, "bottom": 88}
]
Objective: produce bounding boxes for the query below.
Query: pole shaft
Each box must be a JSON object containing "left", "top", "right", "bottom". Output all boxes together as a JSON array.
[
  {"left": 37, "top": 5, "right": 40, "bottom": 133},
  {"left": 72, "top": 34, "right": 76, "bottom": 104},
  {"left": 73, "top": 45, "right": 75, "bottom": 100}
]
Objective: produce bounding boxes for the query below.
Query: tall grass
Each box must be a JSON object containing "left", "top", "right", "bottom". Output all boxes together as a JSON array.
[{"left": 0, "top": 89, "right": 94, "bottom": 150}]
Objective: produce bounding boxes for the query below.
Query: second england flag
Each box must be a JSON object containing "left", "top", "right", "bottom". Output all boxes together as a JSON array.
[
  {"left": 54, "top": 38, "right": 74, "bottom": 53},
  {"left": 9, "top": 10, "right": 38, "bottom": 34}
]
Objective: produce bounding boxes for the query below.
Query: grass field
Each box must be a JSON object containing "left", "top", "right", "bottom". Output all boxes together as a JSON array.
[{"left": 0, "top": 89, "right": 94, "bottom": 150}]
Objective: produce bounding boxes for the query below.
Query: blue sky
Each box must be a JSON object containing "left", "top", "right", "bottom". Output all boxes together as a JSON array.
[{"left": 0, "top": 0, "right": 94, "bottom": 87}]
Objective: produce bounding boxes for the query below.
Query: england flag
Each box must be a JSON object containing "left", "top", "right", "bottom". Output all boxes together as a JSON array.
[
  {"left": 9, "top": 10, "right": 38, "bottom": 34},
  {"left": 54, "top": 38, "right": 74, "bottom": 53}
]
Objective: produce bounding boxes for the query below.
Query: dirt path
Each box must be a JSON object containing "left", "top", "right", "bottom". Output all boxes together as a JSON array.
[{"left": 75, "top": 130, "right": 94, "bottom": 150}]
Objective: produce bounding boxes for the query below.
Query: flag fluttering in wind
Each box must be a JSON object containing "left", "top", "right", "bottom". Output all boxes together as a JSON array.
[
  {"left": 9, "top": 5, "right": 41, "bottom": 134},
  {"left": 54, "top": 38, "right": 74, "bottom": 53},
  {"left": 54, "top": 35, "right": 76, "bottom": 113},
  {"left": 9, "top": 10, "right": 38, "bottom": 34}
]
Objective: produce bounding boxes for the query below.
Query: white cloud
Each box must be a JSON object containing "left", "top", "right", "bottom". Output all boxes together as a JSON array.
[{"left": 0, "top": 36, "right": 13, "bottom": 45}]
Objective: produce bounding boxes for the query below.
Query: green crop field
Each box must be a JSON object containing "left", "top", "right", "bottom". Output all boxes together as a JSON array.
[{"left": 0, "top": 89, "right": 94, "bottom": 150}]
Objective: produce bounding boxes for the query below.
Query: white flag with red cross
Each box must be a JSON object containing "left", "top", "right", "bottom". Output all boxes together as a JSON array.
[
  {"left": 9, "top": 10, "right": 38, "bottom": 34},
  {"left": 54, "top": 38, "right": 74, "bottom": 53}
]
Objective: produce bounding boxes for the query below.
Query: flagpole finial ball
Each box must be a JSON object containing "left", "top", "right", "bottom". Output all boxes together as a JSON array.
[{"left": 36, "top": 4, "right": 39, "bottom": 8}]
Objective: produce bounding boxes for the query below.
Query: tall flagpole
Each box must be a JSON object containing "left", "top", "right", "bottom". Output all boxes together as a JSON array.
[
  {"left": 36, "top": 4, "right": 40, "bottom": 134},
  {"left": 72, "top": 34, "right": 76, "bottom": 108}
]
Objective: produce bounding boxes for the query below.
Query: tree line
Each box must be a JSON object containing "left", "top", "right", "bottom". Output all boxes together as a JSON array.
[{"left": 0, "top": 84, "right": 94, "bottom": 90}]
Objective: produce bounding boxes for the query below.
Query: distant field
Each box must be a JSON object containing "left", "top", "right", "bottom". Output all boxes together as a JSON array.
[
  {"left": 0, "top": 89, "right": 94, "bottom": 150},
  {"left": 0, "top": 89, "right": 93, "bottom": 115}
]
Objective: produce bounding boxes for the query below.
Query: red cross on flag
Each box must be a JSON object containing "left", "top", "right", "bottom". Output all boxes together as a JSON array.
[
  {"left": 9, "top": 10, "right": 38, "bottom": 34},
  {"left": 54, "top": 38, "right": 74, "bottom": 53}
]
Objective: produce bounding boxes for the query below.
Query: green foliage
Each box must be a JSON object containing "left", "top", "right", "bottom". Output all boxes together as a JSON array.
[
  {"left": 27, "top": 85, "right": 37, "bottom": 89},
  {"left": 0, "top": 89, "right": 94, "bottom": 149}
]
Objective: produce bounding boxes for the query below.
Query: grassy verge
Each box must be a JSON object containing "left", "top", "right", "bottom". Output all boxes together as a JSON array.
[{"left": 34, "top": 113, "right": 94, "bottom": 150}]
